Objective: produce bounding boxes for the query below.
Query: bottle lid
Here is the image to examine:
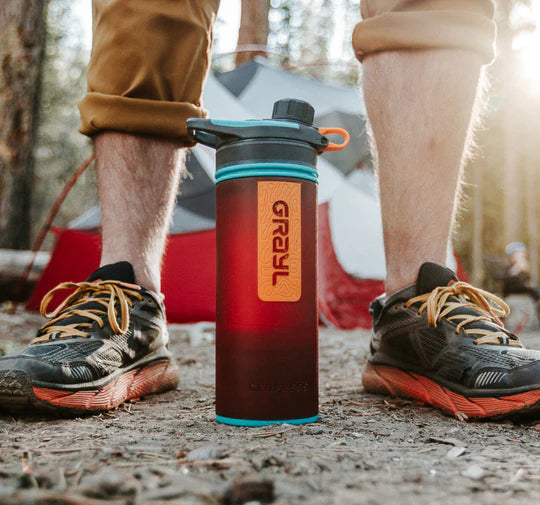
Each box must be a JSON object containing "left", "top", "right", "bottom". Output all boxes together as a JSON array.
[{"left": 272, "top": 99, "right": 314, "bottom": 125}]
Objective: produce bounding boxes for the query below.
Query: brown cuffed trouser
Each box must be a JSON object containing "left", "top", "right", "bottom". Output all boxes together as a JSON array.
[
  {"left": 78, "top": 0, "right": 220, "bottom": 145},
  {"left": 78, "top": 0, "right": 496, "bottom": 144}
]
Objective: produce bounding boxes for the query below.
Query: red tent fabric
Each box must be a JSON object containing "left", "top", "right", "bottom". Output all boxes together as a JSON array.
[
  {"left": 317, "top": 203, "right": 384, "bottom": 329},
  {"left": 27, "top": 228, "right": 217, "bottom": 323},
  {"left": 27, "top": 229, "right": 101, "bottom": 312},
  {"left": 27, "top": 220, "right": 385, "bottom": 329}
]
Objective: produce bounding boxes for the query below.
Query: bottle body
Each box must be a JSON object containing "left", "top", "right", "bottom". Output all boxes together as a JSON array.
[
  {"left": 186, "top": 98, "right": 349, "bottom": 427},
  {"left": 216, "top": 175, "right": 318, "bottom": 425}
]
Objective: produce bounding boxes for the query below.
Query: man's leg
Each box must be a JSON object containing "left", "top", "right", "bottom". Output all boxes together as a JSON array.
[
  {"left": 353, "top": 0, "right": 496, "bottom": 294},
  {"left": 0, "top": 0, "right": 219, "bottom": 413},
  {"left": 96, "top": 133, "right": 185, "bottom": 293},
  {"left": 83, "top": 0, "right": 219, "bottom": 292},
  {"left": 363, "top": 50, "right": 483, "bottom": 295},
  {"left": 0, "top": 135, "right": 187, "bottom": 411},
  {"left": 353, "top": 1, "right": 540, "bottom": 420}
]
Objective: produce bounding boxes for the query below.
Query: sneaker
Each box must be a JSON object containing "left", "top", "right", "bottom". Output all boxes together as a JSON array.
[
  {"left": 362, "top": 262, "right": 540, "bottom": 420},
  {"left": 0, "top": 262, "right": 179, "bottom": 413}
]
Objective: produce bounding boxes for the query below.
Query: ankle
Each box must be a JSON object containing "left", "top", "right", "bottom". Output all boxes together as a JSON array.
[
  {"left": 385, "top": 277, "right": 414, "bottom": 297},
  {"left": 133, "top": 268, "right": 160, "bottom": 293},
  {"left": 100, "top": 257, "right": 161, "bottom": 292},
  {"left": 385, "top": 255, "right": 449, "bottom": 296}
]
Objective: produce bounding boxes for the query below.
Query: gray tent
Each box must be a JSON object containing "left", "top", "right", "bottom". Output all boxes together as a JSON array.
[{"left": 217, "top": 58, "right": 371, "bottom": 174}]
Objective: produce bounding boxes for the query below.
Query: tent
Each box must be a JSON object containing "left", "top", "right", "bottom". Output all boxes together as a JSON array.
[
  {"left": 216, "top": 58, "right": 371, "bottom": 174},
  {"left": 27, "top": 63, "right": 464, "bottom": 329}
]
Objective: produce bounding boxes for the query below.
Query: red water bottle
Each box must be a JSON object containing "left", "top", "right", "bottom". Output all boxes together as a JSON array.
[{"left": 187, "top": 99, "right": 348, "bottom": 426}]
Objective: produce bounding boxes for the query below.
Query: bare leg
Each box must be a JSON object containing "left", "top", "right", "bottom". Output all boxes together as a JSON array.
[
  {"left": 362, "top": 50, "right": 485, "bottom": 295},
  {"left": 96, "top": 132, "right": 185, "bottom": 292}
]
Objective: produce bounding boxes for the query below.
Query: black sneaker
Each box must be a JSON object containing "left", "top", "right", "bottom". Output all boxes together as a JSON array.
[
  {"left": 362, "top": 262, "right": 540, "bottom": 420},
  {"left": 0, "top": 262, "right": 179, "bottom": 413}
]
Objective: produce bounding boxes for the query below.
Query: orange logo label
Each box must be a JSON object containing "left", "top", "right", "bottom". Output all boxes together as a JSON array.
[{"left": 258, "top": 181, "right": 301, "bottom": 302}]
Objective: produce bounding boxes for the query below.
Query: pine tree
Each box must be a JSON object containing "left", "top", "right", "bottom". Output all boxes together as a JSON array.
[
  {"left": 32, "top": 0, "right": 94, "bottom": 239},
  {"left": 0, "top": 0, "right": 47, "bottom": 249}
]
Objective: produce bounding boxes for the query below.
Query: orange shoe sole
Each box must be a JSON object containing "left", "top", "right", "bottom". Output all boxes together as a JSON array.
[
  {"left": 0, "top": 358, "right": 179, "bottom": 414},
  {"left": 362, "top": 362, "right": 540, "bottom": 420}
]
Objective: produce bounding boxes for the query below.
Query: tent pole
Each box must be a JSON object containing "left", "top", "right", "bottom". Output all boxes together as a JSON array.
[{"left": 22, "top": 153, "right": 95, "bottom": 281}]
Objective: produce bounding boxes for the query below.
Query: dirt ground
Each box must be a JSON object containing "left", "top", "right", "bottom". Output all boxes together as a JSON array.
[{"left": 1, "top": 307, "right": 540, "bottom": 505}]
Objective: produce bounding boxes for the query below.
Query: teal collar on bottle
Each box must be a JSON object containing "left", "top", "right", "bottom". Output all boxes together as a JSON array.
[
  {"left": 215, "top": 162, "right": 318, "bottom": 184},
  {"left": 210, "top": 119, "right": 300, "bottom": 129}
]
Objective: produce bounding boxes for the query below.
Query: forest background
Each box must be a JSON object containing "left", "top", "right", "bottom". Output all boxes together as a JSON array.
[{"left": 0, "top": 0, "right": 539, "bottom": 293}]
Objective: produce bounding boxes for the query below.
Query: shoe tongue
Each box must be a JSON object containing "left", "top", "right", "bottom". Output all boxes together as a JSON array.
[
  {"left": 413, "top": 262, "right": 509, "bottom": 340},
  {"left": 86, "top": 262, "right": 136, "bottom": 284},
  {"left": 416, "top": 262, "right": 458, "bottom": 295}
]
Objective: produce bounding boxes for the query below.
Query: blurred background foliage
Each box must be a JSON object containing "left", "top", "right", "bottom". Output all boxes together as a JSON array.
[{"left": 33, "top": 0, "right": 94, "bottom": 250}]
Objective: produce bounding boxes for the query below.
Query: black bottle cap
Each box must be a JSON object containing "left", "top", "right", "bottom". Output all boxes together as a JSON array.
[{"left": 272, "top": 99, "right": 315, "bottom": 126}]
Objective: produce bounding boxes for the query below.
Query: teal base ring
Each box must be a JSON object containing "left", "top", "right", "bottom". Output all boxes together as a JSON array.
[{"left": 216, "top": 415, "right": 318, "bottom": 427}]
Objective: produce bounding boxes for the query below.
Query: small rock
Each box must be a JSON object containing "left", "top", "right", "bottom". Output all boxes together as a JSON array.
[
  {"left": 461, "top": 465, "right": 485, "bottom": 480},
  {"left": 446, "top": 447, "right": 466, "bottom": 459},
  {"left": 187, "top": 322, "right": 215, "bottom": 346},
  {"left": 509, "top": 468, "right": 526, "bottom": 484},
  {"left": 186, "top": 444, "right": 224, "bottom": 461},
  {"left": 306, "top": 478, "right": 321, "bottom": 491}
]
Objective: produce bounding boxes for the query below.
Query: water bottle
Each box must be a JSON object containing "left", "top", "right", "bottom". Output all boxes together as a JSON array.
[{"left": 187, "top": 99, "right": 348, "bottom": 426}]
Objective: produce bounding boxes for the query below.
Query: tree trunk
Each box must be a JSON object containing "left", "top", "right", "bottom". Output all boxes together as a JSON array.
[
  {"left": 471, "top": 162, "right": 484, "bottom": 286},
  {"left": 496, "top": 1, "right": 524, "bottom": 248},
  {"left": 0, "top": 0, "right": 47, "bottom": 249},
  {"left": 502, "top": 85, "right": 522, "bottom": 247},
  {"left": 525, "top": 149, "right": 538, "bottom": 284},
  {"left": 236, "top": 0, "right": 270, "bottom": 67}
]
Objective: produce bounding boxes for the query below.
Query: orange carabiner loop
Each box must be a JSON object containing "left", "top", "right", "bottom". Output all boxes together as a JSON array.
[{"left": 319, "top": 127, "right": 350, "bottom": 152}]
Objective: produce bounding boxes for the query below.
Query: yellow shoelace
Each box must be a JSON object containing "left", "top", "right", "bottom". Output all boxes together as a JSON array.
[
  {"left": 33, "top": 280, "right": 143, "bottom": 344},
  {"left": 404, "top": 281, "right": 521, "bottom": 347}
]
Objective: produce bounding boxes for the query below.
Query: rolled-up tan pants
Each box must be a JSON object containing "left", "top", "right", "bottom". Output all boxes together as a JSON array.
[{"left": 79, "top": 0, "right": 496, "bottom": 144}]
